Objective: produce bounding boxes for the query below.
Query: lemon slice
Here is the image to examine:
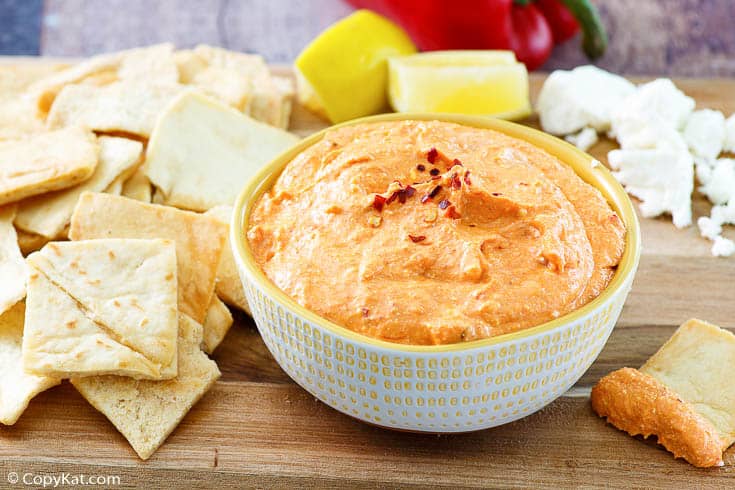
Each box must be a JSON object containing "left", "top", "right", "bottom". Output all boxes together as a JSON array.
[
  {"left": 388, "top": 51, "right": 532, "bottom": 120},
  {"left": 295, "top": 10, "right": 417, "bottom": 123}
]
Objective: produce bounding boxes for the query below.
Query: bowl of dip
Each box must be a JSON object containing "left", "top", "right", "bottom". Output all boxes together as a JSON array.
[{"left": 232, "top": 113, "right": 640, "bottom": 432}]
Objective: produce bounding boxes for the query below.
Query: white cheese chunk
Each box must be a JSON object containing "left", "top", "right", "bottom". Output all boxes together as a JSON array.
[
  {"left": 712, "top": 236, "right": 735, "bottom": 257},
  {"left": 683, "top": 109, "right": 726, "bottom": 161},
  {"left": 610, "top": 79, "right": 695, "bottom": 152},
  {"left": 697, "top": 216, "right": 722, "bottom": 240},
  {"left": 608, "top": 148, "right": 693, "bottom": 228},
  {"left": 564, "top": 127, "right": 598, "bottom": 152},
  {"left": 699, "top": 158, "right": 735, "bottom": 205},
  {"left": 537, "top": 65, "right": 636, "bottom": 136}
]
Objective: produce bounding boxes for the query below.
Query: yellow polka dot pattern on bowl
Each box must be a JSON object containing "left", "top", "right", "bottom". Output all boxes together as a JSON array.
[{"left": 242, "top": 272, "right": 633, "bottom": 432}]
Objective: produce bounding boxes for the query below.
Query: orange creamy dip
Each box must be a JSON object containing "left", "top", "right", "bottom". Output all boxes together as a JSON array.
[{"left": 248, "top": 121, "right": 625, "bottom": 345}]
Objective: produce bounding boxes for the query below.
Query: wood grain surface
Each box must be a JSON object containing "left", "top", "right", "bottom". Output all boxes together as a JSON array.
[{"left": 1, "top": 65, "right": 735, "bottom": 489}]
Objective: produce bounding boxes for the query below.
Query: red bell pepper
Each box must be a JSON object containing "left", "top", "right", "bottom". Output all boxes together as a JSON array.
[
  {"left": 346, "top": 0, "right": 607, "bottom": 71},
  {"left": 536, "top": 0, "right": 580, "bottom": 43}
]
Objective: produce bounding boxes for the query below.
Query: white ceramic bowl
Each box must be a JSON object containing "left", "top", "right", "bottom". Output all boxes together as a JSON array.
[{"left": 232, "top": 113, "right": 641, "bottom": 432}]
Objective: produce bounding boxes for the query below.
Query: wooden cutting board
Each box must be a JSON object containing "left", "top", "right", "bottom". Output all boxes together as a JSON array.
[{"left": 2, "top": 62, "right": 735, "bottom": 488}]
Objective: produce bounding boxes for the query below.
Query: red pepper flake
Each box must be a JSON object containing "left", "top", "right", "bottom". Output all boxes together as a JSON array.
[
  {"left": 416, "top": 164, "right": 426, "bottom": 172},
  {"left": 429, "top": 168, "right": 440, "bottom": 176},
  {"left": 428, "top": 185, "right": 442, "bottom": 198},
  {"left": 372, "top": 194, "right": 386, "bottom": 212},
  {"left": 405, "top": 185, "right": 416, "bottom": 197},
  {"left": 427, "top": 147, "right": 438, "bottom": 163},
  {"left": 361, "top": 307, "right": 370, "bottom": 317},
  {"left": 463, "top": 171, "right": 472, "bottom": 186},
  {"left": 385, "top": 191, "right": 398, "bottom": 205},
  {"left": 397, "top": 188, "right": 407, "bottom": 204},
  {"left": 408, "top": 234, "right": 427, "bottom": 243},
  {"left": 446, "top": 206, "right": 462, "bottom": 219},
  {"left": 452, "top": 158, "right": 463, "bottom": 167},
  {"left": 491, "top": 192, "right": 502, "bottom": 197},
  {"left": 438, "top": 199, "right": 451, "bottom": 210},
  {"left": 451, "top": 172, "right": 462, "bottom": 189},
  {"left": 420, "top": 194, "right": 431, "bottom": 204}
]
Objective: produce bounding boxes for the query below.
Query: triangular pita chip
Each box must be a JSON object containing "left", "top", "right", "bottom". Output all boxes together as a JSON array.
[
  {"left": 0, "top": 126, "right": 98, "bottom": 205},
  {"left": 641, "top": 319, "right": 735, "bottom": 446},
  {"left": 23, "top": 239, "right": 179, "bottom": 379},
  {"left": 69, "top": 192, "right": 227, "bottom": 323},
  {"left": 205, "top": 205, "right": 250, "bottom": 314},
  {"left": 72, "top": 314, "right": 220, "bottom": 460},
  {"left": 0, "top": 206, "right": 27, "bottom": 316},
  {"left": 0, "top": 302, "right": 60, "bottom": 425},
  {"left": 15, "top": 136, "right": 143, "bottom": 239},
  {"left": 202, "top": 295, "right": 233, "bottom": 354},
  {"left": 47, "top": 82, "right": 183, "bottom": 138},
  {"left": 145, "top": 91, "right": 299, "bottom": 211}
]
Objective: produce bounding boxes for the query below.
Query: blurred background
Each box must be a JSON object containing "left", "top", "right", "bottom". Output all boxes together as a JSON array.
[{"left": 1, "top": 0, "right": 734, "bottom": 76}]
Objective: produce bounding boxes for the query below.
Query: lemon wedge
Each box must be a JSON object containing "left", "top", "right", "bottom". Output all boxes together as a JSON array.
[
  {"left": 295, "top": 10, "right": 417, "bottom": 123},
  {"left": 388, "top": 51, "right": 532, "bottom": 120}
]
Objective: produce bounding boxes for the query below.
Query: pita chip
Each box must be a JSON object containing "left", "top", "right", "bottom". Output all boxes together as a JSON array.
[
  {"left": 0, "top": 206, "right": 26, "bottom": 316},
  {"left": 69, "top": 192, "right": 227, "bottom": 323},
  {"left": 0, "top": 63, "right": 69, "bottom": 95},
  {"left": 0, "top": 126, "right": 98, "bottom": 206},
  {"left": 175, "top": 45, "right": 293, "bottom": 127},
  {"left": 47, "top": 82, "right": 183, "bottom": 138},
  {"left": 15, "top": 136, "right": 143, "bottom": 239},
  {"left": 205, "top": 206, "right": 250, "bottom": 314},
  {"left": 0, "top": 96, "right": 46, "bottom": 141},
  {"left": 176, "top": 52, "right": 252, "bottom": 111},
  {"left": 192, "top": 45, "right": 290, "bottom": 128},
  {"left": 203, "top": 295, "right": 233, "bottom": 354},
  {"left": 0, "top": 302, "right": 60, "bottom": 425},
  {"left": 145, "top": 91, "right": 299, "bottom": 211},
  {"left": 177, "top": 46, "right": 264, "bottom": 112},
  {"left": 72, "top": 314, "right": 221, "bottom": 460},
  {"left": 592, "top": 319, "right": 735, "bottom": 467},
  {"left": 121, "top": 166, "right": 152, "bottom": 202},
  {"left": 116, "top": 43, "right": 179, "bottom": 85},
  {"left": 28, "top": 44, "right": 177, "bottom": 113},
  {"left": 23, "top": 239, "right": 179, "bottom": 380}
]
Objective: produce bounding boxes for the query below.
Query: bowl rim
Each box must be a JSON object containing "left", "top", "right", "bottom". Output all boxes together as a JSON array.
[{"left": 231, "top": 112, "right": 641, "bottom": 353}]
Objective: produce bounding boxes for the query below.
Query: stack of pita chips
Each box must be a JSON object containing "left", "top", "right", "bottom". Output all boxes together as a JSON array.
[{"left": 0, "top": 44, "right": 303, "bottom": 459}]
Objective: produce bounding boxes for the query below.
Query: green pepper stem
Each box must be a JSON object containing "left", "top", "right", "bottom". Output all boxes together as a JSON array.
[{"left": 561, "top": 0, "right": 608, "bottom": 59}]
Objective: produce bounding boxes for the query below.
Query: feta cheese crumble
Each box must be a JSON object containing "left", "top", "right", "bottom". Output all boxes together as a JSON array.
[
  {"left": 699, "top": 158, "right": 735, "bottom": 205},
  {"left": 608, "top": 148, "right": 693, "bottom": 228},
  {"left": 683, "top": 109, "right": 726, "bottom": 161},
  {"left": 565, "top": 127, "right": 598, "bottom": 152},
  {"left": 538, "top": 66, "right": 735, "bottom": 257},
  {"left": 537, "top": 65, "right": 635, "bottom": 136}
]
